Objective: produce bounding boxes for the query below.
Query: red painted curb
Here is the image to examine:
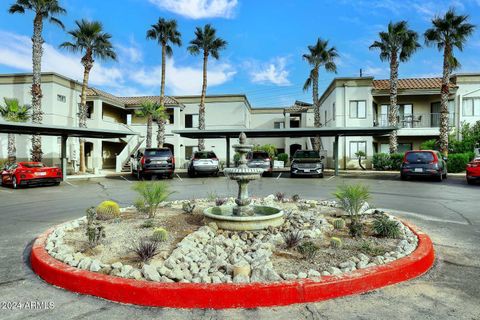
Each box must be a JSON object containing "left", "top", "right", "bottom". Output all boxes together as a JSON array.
[{"left": 30, "top": 222, "right": 434, "bottom": 309}]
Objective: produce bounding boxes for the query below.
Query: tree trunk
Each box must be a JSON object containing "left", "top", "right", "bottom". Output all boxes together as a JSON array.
[
  {"left": 157, "top": 43, "right": 166, "bottom": 148},
  {"left": 79, "top": 52, "right": 93, "bottom": 173},
  {"left": 31, "top": 13, "right": 44, "bottom": 162},
  {"left": 312, "top": 68, "right": 321, "bottom": 151},
  {"left": 389, "top": 53, "right": 399, "bottom": 154},
  {"left": 8, "top": 133, "right": 16, "bottom": 162},
  {"left": 198, "top": 53, "right": 208, "bottom": 151},
  {"left": 146, "top": 116, "right": 152, "bottom": 148},
  {"left": 157, "top": 120, "right": 165, "bottom": 148},
  {"left": 439, "top": 44, "right": 451, "bottom": 156}
]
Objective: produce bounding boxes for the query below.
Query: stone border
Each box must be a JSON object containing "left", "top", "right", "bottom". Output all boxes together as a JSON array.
[{"left": 30, "top": 221, "right": 434, "bottom": 309}]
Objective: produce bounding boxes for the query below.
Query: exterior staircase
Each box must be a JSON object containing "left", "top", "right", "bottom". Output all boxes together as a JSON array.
[{"left": 115, "top": 134, "right": 145, "bottom": 173}]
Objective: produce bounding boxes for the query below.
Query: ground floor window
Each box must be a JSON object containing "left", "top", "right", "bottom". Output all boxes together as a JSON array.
[
  {"left": 350, "top": 141, "right": 367, "bottom": 159},
  {"left": 185, "top": 146, "right": 198, "bottom": 160},
  {"left": 380, "top": 143, "right": 412, "bottom": 154}
]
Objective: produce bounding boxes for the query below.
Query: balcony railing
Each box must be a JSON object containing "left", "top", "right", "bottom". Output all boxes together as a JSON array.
[{"left": 374, "top": 113, "right": 455, "bottom": 128}]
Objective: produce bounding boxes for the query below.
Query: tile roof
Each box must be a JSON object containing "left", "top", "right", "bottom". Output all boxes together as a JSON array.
[
  {"left": 86, "top": 87, "right": 183, "bottom": 108},
  {"left": 284, "top": 100, "right": 313, "bottom": 113},
  {"left": 372, "top": 77, "right": 457, "bottom": 90}
]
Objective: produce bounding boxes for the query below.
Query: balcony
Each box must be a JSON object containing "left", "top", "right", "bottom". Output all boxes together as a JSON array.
[{"left": 374, "top": 113, "right": 455, "bottom": 129}]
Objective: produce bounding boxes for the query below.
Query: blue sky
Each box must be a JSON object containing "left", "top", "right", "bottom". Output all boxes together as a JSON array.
[{"left": 0, "top": 0, "right": 479, "bottom": 107}]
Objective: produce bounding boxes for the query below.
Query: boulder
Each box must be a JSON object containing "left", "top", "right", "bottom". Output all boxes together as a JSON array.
[{"left": 142, "top": 264, "right": 160, "bottom": 282}]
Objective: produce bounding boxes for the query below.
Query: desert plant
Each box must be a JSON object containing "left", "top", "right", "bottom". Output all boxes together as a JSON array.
[
  {"left": 373, "top": 215, "right": 401, "bottom": 238},
  {"left": 132, "top": 238, "right": 159, "bottom": 262},
  {"left": 349, "top": 219, "right": 365, "bottom": 238},
  {"left": 207, "top": 191, "right": 218, "bottom": 202},
  {"left": 282, "top": 230, "right": 304, "bottom": 249},
  {"left": 85, "top": 207, "right": 105, "bottom": 247},
  {"left": 332, "top": 218, "right": 345, "bottom": 230},
  {"left": 291, "top": 194, "right": 301, "bottom": 202},
  {"left": 182, "top": 201, "right": 196, "bottom": 214},
  {"left": 333, "top": 184, "right": 370, "bottom": 218},
  {"left": 357, "top": 240, "right": 387, "bottom": 256},
  {"left": 275, "top": 192, "right": 286, "bottom": 202},
  {"left": 140, "top": 219, "right": 155, "bottom": 228},
  {"left": 151, "top": 227, "right": 169, "bottom": 242},
  {"left": 330, "top": 237, "right": 342, "bottom": 249},
  {"left": 253, "top": 144, "right": 277, "bottom": 159},
  {"left": 298, "top": 241, "right": 319, "bottom": 260},
  {"left": 215, "top": 198, "right": 227, "bottom": 206},
  {"left": 355, "top": 150, "right": 366, "bottom": 170},
  {"left": 133, "top": 181, "right": 172, "bottom": 218},
  {"left": 297, "top": 203, "right": 310, "bottom": 211},
  {"left": 95, "top": 200, "right": 121, "bottom": 220}
]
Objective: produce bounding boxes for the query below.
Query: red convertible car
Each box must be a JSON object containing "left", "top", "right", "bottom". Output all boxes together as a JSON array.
[
  {"left": 1, "top": 162, "right": 62, "bottom": 189},
  {"left": 466, "top": 157, "right": 480, "bottom": 185}
]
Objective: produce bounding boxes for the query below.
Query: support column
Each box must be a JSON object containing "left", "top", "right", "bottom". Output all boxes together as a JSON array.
[
  {"left": 334, "top": 135, "right": 339, "bottom": 176},
  {"left": 61, "top": 135, "right": 68, "bottom": 181},
  {"left": 226, "top": 136, "right": 231, "bottom": 168}
]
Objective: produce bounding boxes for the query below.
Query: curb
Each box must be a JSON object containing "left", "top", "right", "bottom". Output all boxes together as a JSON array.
[{"left": 30, "top": 222, "right": 434, "bottom": 309}]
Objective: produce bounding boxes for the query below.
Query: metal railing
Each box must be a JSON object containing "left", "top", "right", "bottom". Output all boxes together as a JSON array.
[{"left": 374, "top": 113, "right": 455, "bottom": 128}]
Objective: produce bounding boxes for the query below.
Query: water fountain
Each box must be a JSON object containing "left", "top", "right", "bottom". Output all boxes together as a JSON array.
[{"left": 203, "top": 132, "right": 284, "bottom": 231}]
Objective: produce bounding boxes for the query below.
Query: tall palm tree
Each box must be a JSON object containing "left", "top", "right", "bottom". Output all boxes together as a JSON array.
[
  {"left": 135, "top": 101, "right": 161, "bottom": 148},
  {"left": 0, "top": 98, "right": 31, "bottom": 163},
  {"left": 60, "top": 19, "right": 117, "bottom": 173},
  {"left": 9, "top": 0, "right": 66, "bottom": 162},
  {"left": 370, "top": 21, "right": 421, "bottom": 154},
  {"left": 153, "top": 105, "right": 169, "bottom": 148},
  {"left": 187, "top": 24, "right": 227, "bottom": 151},
  {"left": 146, "top": 18, "right": 182, "bottom": 148},
  {"left": 303, "top": 38, "right": 338, "bottom": 151},
  {"left": 425, "top": 9, "right": 476, "bottom": 155}
]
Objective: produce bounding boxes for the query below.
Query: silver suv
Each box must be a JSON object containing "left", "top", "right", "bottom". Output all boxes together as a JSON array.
[
  {"left": 188, "top": 151, "right": 220, "bottom": 177},
  {"left": 290, "top": 150, "right": 324, "bottom": 178}
]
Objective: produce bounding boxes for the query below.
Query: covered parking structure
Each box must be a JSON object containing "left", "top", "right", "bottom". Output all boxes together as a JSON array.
[
  {"left": 173, "top": 127, "right": 395, "bottom": 176},
  {"left": 0, "top": 122, "right": 133, "bottom": 180}
]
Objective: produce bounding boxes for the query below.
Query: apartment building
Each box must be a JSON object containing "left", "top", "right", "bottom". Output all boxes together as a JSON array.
[{"left": 1, "top": 72, "right": 479, "bottom": 173}]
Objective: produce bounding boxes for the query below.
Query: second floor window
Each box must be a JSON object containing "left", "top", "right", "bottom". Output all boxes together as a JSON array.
[
  {"left": 274, "top": 121, "right": 284, "bottom": 129},
  {"left": 349, "top": 100, "right": 367, "bottom": 119},
  {"left": 185, "top": 114, "right": 199, "bottom": 128},
  {"left": 463, "top": 98, "right": 480, "bottom": 116},
  {"left": 57, "top": 94, "right": 66, "bottom": 103}
]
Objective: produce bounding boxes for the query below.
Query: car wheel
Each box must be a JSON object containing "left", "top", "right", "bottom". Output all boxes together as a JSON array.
[
  {"left": 290, "top": 172, "right": 296, "bottom": 178},
  {"left": 467, "top": 178, "right": 474, "bottom": 185},
  {"left": 53, "top": 182, "right": 60, "bottom": 186},
  {"left": 188, "top": 168, "right": 195, "bottom": 178},
  {"left": 168, "top": 173, "right": 174, "bottom": 179},
  {"left": 401, "top": 173, "right": 408, "bottom": 181},
  {"left": 318, "top": 173, "right": 324, "bottom": 178},
  {"left": 12, "top": 176, "right": 18, "bottom": 189},
  {"left": 212, "top": 171, "right": 219, "bottom": 177}
]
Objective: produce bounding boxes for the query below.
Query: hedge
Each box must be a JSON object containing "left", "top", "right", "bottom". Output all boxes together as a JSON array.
[
  {"left": 447, "top": 152, "right": 474, "bottom": 173},
  {"left": 372, "top": 153, "right": 405, "bottom": 171}
]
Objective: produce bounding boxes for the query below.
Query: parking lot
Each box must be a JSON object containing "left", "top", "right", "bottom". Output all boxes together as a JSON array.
[{"left": 0, "top": 174, "right": 479, "bottom": 319}]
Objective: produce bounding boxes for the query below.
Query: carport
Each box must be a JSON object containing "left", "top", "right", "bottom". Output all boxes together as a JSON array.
[
  {"left": 0, "top": 122, "right": 134, "bottom": 180},
  {"left": 173, "top": 127, "right": 395, "bottom": 176}
]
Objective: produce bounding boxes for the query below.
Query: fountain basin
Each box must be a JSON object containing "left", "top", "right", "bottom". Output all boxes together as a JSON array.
[{"left": 204, "top": 205, "right": 284, "bottom": 231}]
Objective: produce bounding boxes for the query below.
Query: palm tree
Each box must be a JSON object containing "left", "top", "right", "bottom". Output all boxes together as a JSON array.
[
  {"left": 60, "top": 19, "right": 117, "bottom": 173},
  {"left": 135, "top": 101, "right": 161, "bottom": 148},
  {"left": 370, "top": 21, "right": 421, "bottom": 154},
  {"left": 153, "top": 105, "right": 169, "bottom": 148},
  {"left": 9, "top": 0, "right": 66, "bottom": 162},
  {"left": 0, "top": 98, "right": 31, "bottom": 163},
  {"left": 425, "top": 9, "right": 476, "bottom": 155},
  {"left": 303, "top": 38, "right": 338, "bottom": 151},
  {"left": 146, "top": 18, "right": 182, "bottom": 148},
  {"left": 187, "top": 24, "right": 227, "bottom": 151}
]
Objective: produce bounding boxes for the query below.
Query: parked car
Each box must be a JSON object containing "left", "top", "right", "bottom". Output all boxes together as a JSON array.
[
  {"left": 188, "top": 151, "right": 220, "bottom": 177},
  {"left": 1, "top": 162, "right": 62, "bottom": 189},
  {"left": 400, "top": 150, "right": 447, "bottom": 182},
  {"left": 466, "top": 156, "right": 480, "bottom": 185},
  {"left": 246, "top": 151, "right": 272, "bottom": 176},
  {"left": 290, "top": 150, "right": 324, "bottom": 178},
  {"left": 131, "top": 147, "right": 175, "bottom": 179}
]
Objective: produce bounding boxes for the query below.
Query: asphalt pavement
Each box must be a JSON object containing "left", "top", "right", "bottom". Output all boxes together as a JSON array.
[{"left": 0, "top": 173, "right": 479, "bottom": 319}]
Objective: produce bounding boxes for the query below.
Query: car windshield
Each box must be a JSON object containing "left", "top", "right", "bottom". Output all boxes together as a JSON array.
[
  {"left": 22, "top": 163, "right": 45, "bottom": 168},
  {"left": 251, "top": 152, "right": 269, "bottom": 160},
  {"left": 294, "top": 151, "right": 319, "bottom": 159},
  {"left": 144, "top": 149, "right": 171, "bottom": 157},
  {"left": 405, "top": 152, "right": 434, "bottom": 164},
  {"left": 194, "top": 152, "right": 216, "bottom": 159}
]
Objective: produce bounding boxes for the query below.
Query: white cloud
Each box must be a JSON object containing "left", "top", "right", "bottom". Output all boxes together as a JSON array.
[
  {"left": 131, "top": 57, "right": 236, "bottom": 95},
  {"left": 116, "top": 39, "right": 143, "bottom": 64},
  {"left": 148, "top": 0, "right": 238, "bottom": 19},
  {"left": 248, "top": 57, "right": 291, "bottom": 86},
  {"left": 0, "top": 30, "right": 123, "bottom": 87}
]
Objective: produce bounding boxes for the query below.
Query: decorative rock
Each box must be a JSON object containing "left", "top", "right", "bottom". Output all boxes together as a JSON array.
[
  {"left": 119, "top": 265, "right": 133, "bottom": 278},
  {"left": 321, "top": 271, "right": 331, "bottom": 276},
  {"left": 77, "top": 257, "right": 92, "bottom": 270},
  {"left": 89, "top": 260, "right": 102, "bottom": 272},
  {"left": 233, "top": 274, "right": 250, "bottom": 283},
  {"left": 142, "top": 264, "right": 160, "bottom": 281},
  {"left": 297, "top": 272, "right": 308, "bottom": 279},
  {"left": 130, "top": 269, "right": 143, "bottom": 280},
  {"left": 358, "top": 253, "right": 369, "bottom": 262},
  {"left": 307, "top": 269, "right": 321, "bottom": 278},
  {"left": 233, "top": 264, "right": 251, "bottom": 278},
  {"left": 372, "top": 256, "right": 385, "bottom": 265},
  {"left": 281, "top": 273, "right": 297, "bottom": 280},
  {"left": 111, "top": 262, "right": 123, "bottom": 269},
  {"left": 327, "top": 267, "right": 342, "bottom": 275},
  {"left": 356, "top": 260, "right": 369, "bottom": 269}
]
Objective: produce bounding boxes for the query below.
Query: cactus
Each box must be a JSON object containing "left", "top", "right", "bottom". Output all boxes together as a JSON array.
[
  {"left": 96, "top": 200, "right": 121, "bottom": 220},
  {"left": 291, "top": 194, "right": 301, "bottom": 202},
  {"left": 140, "top": 219, "right": 154, "bottom": 228},
  {"left": 182, "top": 201, "right": 196, "bottom": 214},
  {"left": 330, "top": 237, "right": 342, "bottom": 249},
  {"left": 152, "top": 227, "right": 168, "bottom": 242},
  {"left": 333, "top": 218, "right": 345, "bottom": 230},
  {"left": 85, "top": 207, "right": 105, "bottom": 247}
]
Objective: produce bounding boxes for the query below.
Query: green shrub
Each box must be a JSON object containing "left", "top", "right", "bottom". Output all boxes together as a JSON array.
[
  {"left": 332, "top": 218, "right": 345, "bottom": 230},
  {"left": 277, "top": 153, "right": 289, "bottom": 164},
  {"left": 449, "top": 121, "right": 480, "bottom": 154},
  {"left": 95, "top": 200, "right": 121, "bottom": 220},
  {"left": 182, "top": 201, "right": 196, "bottom": 214},
  {"left": 233, "top": 153, "right": 241, "bottom": 166},
  {"left": 330, "top": 237, "right": 342, "bottom": 249},
  {"left": 372, "top": 153, "right": 391, "bottom": 171},
  {"left": 357, "top": 240, "right": 386, "bottom": 256},
  {"left": 333, "top": 184, "right": 370, "bottom": 217},
  {"left": 298, "top": 241, "right": 319, "bottom": 260},
  {"left": 152, "top": 227, "right": 168, "bottom": 242},
  {"left": 373, "top": 215, "right": 401, "bottom": 238},
  {"left": 253, "top": 144, "right": 277, "bottom": 159},
  {"left": 133, "top": 181, "right": 172, "bottom": 218},
  {"left": 447, "top": 153, "right": 473, "bottom": 173},
  {"left": 389, "top": 153, "right": 404, "bottom": 170},
  {"left": 420, "top": 139, "right": 438, "bottom": 150},
  {"left": 85, "top": 207, "right": 105, "bottom": 247},
  {"left": 140, "top": 219, "right": 155, "bottom": 228}
]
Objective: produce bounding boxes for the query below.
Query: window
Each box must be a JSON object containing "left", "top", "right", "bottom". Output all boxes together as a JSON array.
[
  {"left": 349, "top": 100, "right": 367, "bottom": 118},
  {"left": 167, "top": 108, "right": 174, "bottom": 124},
  {"left": 185, "top": 114, "right": 199, "bottom": 128},
  {"left": 290, "top": 113, "right": 301, "bottom": 128},
  {"left": 350, "top": 141, "right": 367, "bottom": 158},
  {"left": 126, "top": 114, "right": 132, "bottom": 125},
  {"left": 332, "top": 102, "right": 336, "bottom": 120},
  {"left": 463, "top": 98, "right": 480, "bottom": 116},
  {"left": 324, "top": 110, "right": 327, "bottom": 124},
  {"left": 274, "top": 121, "right": 285, "bottom": 129},
  {"left": 185, "top": 146, "right": 198, "bottom": 160},
  {"left": 57, "top": 94, "right": 66, "bottom": 103}
]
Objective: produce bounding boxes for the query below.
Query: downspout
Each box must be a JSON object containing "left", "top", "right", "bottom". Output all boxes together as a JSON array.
[{"left": 343, "top": 83, "right": 348, "bottom": 170}]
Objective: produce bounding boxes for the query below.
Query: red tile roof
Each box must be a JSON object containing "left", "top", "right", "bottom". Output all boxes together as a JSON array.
[{"left": 372, "top": 78, "right": 456, "bottom": 90}]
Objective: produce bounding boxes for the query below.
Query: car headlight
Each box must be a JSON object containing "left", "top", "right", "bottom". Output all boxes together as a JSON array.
[{"left": 292, "top": 163, "right": 298, "bottom": 168}]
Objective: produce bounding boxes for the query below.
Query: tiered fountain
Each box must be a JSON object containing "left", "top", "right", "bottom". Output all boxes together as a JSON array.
[{"left": 203, "top": 132, "right": 284, "bottom": 231}]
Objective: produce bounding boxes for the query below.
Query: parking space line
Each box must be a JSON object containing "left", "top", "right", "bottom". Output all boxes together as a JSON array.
[
  {"left": 276, "top": 173, "right": 282, "bottom": 179},
  {"left": 176, "top": 174, "right": 183, "bottom": 182},
  {"left": 0, "top": 189, "right": 13, "bottom": 194},
  {"left": 63, "top": 181, "right": 77, "bottom": 187},
  {"left": 120, "top": 176, "right": 132, "bottom": 184},
  {"left": 326, "top": 176, "right": 335, "bottom": 181}
]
